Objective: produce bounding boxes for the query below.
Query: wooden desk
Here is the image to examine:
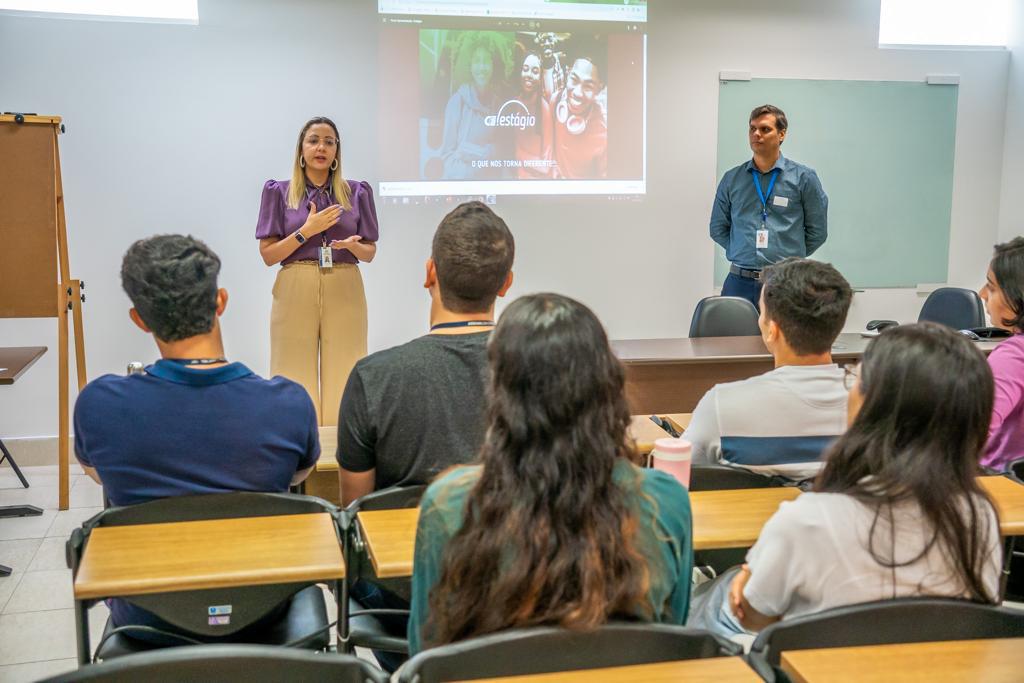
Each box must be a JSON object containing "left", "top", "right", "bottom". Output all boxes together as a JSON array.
[
  {"left": 453, "top": 656, "right": 760, "bottom": 683},
  {"left": 315, "top": 425, "right": 339, "bottom": 472},
  {"left": 613, "top": 333, "right": 1003, "bottom": 414},
  {"left": 0, "top": 346, "right": 47, "bottom": 385},
  {"left": 73, "top": 513, "right": 345, "bottom": 662},
  {"left": 357, "top": 486, "right": 799, "bottom": 579},
  {"left": 979, "top": 475, "right": 1024, "bottom": 535},
  {"left": 780, "top": 638, "right": 1024, "bottom": 683}
]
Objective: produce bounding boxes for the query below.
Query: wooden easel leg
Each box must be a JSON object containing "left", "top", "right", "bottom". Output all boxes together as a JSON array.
[
  {"left": 70, "top": 280, "right": 86, "bottom": 390},
  {"left": 58, "top": 284, "right": 70, "bottom": 511}
]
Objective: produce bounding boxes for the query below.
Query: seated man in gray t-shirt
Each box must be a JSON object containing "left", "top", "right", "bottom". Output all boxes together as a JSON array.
[
  {"left": 336, "top": 201, "right": 514, "bottom": 505},
  {"left": 683, "top": 258, "right": 853, "bottom": 483}
]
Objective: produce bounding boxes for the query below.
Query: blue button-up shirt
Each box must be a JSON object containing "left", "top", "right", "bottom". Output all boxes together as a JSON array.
[{"left": 710, "top": 154, "right": 828, "bottom": 269}]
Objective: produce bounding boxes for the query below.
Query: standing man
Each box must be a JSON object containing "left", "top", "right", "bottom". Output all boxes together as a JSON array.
[{"left": 710, "top": 105, "right": 828, "bottom": 309}]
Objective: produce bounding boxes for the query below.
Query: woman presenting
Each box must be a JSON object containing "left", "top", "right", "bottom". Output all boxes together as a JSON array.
[{"left": 256, "top": 116, "right": 378, "bottom": 426}]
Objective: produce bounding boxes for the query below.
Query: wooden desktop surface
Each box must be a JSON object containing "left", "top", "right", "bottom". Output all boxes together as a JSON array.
[
  {"left": 357, "top": 486, "right": 799, "bottom": 579},
  {"left": 613, "top": 333, "right": 1003, "bottom": 414},
  {"left": 0, "top": 346, "right": 47, "bottom": 385},
  {"left": 780, "top": 638, "right": 1024, "bottom": 683},
  {"left": 74, "top": 513, "right": 345, "bottom": 600},
  {"left": 357, "top": 475, "right": 1024, "bottom": 579},
  {"left": 452, "top": 657, "right": 760, "bottom": 683},
  {"left": 318, "top": 415, "right": 693, "bottom": 473}
]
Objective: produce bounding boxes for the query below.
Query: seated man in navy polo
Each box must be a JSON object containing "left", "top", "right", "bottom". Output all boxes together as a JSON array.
[{"left": 73, "top": 234, "right": 318, "bottom": 641}]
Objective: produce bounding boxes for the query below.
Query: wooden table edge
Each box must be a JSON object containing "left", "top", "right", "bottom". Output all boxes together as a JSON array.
[{"left": 0, "top": 346, "right": 47, "bottom": 385}]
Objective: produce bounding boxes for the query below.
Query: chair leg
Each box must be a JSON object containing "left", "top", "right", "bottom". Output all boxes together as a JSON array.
[{"left": 0, "top": 438, "right": 30, "bottom": 489}]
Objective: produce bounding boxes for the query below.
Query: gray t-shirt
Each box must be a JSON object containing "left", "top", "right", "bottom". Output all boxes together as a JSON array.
[{"left": 337, "top": 332, "right": 490, "bottom": 490}]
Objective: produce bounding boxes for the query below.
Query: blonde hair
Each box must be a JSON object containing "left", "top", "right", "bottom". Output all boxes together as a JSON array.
[{"left": 287, "top": 117, "right": 353, "bottom": 211}]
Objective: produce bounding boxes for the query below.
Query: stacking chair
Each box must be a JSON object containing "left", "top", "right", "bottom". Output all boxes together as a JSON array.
[
  {"left": 917, "top": 287, "right": 986, "bottom": 330},
  {"left": 747, "top": 598, "right": 1024, "bottom": 682},
  {"left": 396, "top": 623, "right": 740, "bottom": 682},
  {"left": 688, "top": 296, "right": 761, "bottom": 338},
  {"left": 67, "top": 492, "right": 340, "bottom": 662},
  {"left": 40, "top": 644, "right": 387, "bottom": 683},
  {"left": 340, "top": 485, "right": 427, "bottom": 658}
]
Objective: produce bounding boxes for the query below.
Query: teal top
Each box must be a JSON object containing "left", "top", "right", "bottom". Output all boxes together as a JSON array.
[{"left": 407, "top": 460, "right": 694, "bottom": 654}]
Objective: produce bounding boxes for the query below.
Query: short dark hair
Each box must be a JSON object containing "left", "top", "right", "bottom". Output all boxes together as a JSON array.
[
  {"left": 991, "top": 237, "right": 1024, "bottom": 331},
  {"left": 121, "top": 235, "right": 221, "bottom": 342},
  {"left": 431, "top": 202, "right": 515, "bottom": 314},
  {"left": 761, "top": 258, "right": 852, "bottom": 355},
  {"left": 749, "top": 104, "right": 788, "bottom": 133}
]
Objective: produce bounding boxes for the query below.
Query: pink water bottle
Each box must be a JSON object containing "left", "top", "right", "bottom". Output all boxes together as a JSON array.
[{"left": 651, "top": 438, "right": 692, "bottom": 488}]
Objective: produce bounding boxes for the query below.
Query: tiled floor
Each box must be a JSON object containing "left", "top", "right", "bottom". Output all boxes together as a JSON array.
[{"left": 0, "top": 465, "right": 356, "bottom": 682}]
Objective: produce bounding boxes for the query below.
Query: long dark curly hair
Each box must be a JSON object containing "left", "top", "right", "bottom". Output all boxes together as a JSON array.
[
  {"left": 816, "top": 323, "right": 999, "bottom": 603},
  {"left": 425, "top": 293, "right": 652, "bottom": 646}
]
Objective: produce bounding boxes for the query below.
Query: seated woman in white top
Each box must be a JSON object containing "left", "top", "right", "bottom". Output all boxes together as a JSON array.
[{"left": 690, "top": 322, "right": 1003, "bottom": 637}]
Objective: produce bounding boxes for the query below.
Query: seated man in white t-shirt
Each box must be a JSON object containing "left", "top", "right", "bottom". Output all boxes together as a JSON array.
[{"left": 683, "top": 258, "right": 852, "bottom": 482}]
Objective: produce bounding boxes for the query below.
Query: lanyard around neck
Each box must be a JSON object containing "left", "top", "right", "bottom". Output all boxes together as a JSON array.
[
  {"left": 430, "top": 320, "right": 494, "bottom": 331},
  {"left": 750, "top": 168, "right": 779, "bottom": 222}
]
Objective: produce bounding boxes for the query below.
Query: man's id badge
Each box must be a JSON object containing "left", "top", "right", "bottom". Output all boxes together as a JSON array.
[
  {"left": 756, "top": 229, "right": 769, "bottom": 249},
  {"left": 319, "top": 246, "right": 333, "bottom": 269}
]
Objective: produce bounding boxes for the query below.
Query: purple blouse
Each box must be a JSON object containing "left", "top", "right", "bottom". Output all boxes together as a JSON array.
[
  {"left": 983, "top": 333, "right": 1024, "bottom": 471},
  {"left": 255, "top": 178, "right": 379, "bottom": 265}
]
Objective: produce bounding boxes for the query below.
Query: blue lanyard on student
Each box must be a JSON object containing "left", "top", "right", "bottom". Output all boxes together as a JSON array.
[
  {"left": 430, "top": 320, "right": 494, "bottom": 331},
  {"left": 751, "top": 168, "right": 779, "bottom": 228}
]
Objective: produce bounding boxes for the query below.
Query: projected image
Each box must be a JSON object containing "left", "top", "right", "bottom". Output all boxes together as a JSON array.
[
  {"left": 377, "top": 0, "right": 646, "bottom": 199},
  {"left": 419, "top": 30, "right": 609, "bottom": 182}
]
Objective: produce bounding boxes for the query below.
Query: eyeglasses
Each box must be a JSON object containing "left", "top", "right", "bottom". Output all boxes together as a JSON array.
[
  {"left": 304, "top": 136, "right": 338, "bottom": 148},
  {"left": 842, "top": 363, "right": 861, "bottom": 391}
]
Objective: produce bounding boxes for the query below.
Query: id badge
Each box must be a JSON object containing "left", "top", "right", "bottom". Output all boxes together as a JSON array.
[
  {"left": 319, "top": 246, "right": 333, "bottom": 269},
  {"left": 756, "top": 229, "right": 769, "bottom": 249}
]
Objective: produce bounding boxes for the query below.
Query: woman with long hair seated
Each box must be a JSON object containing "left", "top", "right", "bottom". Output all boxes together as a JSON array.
[
  {"left": 407, "top": 293, "right": 694, "bottom": 654},
  {"left": 691, "top": 323, "right": 1002, "bottom": 637}
]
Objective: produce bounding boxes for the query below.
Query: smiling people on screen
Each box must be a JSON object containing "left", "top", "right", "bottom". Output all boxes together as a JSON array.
[
  {"left": 256, "top": 116, "right": 379, "bottom": 426},
  {"left": 550, "top": 54, "right": 607, "bottom": 179},
  {"left": 514, "top": 52, "right": 553, "bottom": 179}
]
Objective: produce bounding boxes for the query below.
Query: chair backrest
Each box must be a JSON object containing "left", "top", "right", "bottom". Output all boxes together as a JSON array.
[
  {"left": 689, "top": 296, "right": 761, "bottom": 338},
  {"left": 688, "top": 463, "right": 779, "bottom": 491},
  {"left": 67, "top": 492, "right": 340, "bottom": 638},
  {"left": 917, "top": 287, "right": 986, "bottom": 330},
  {"left": 40, "top": 644, "right": 387, "bottom": 683},
  {"left": 748, "top": 597, "right": 1024, "bottom": 679},
  {"left": 350, "top": 485, "right": 428, "bottom": 513},
  {"left": 397, "top": 623, "right": 740, "bottom": 683}
]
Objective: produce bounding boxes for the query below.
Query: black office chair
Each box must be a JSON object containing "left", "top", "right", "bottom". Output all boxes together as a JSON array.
[
  {"left": 917, "top": 287, "right": 986, "bottom": 330},
  {"left": 747, "top": 598, "right": 1024, "bottom": 682},
  {"left": 40, "top": 644, "right": 387, "bottom": 683},
  {"left": 689, "top": 463, "right": 778, "bottom": 492},
  {"left": 340, "top": 485, "right": 428, "bottom": 658},
  {"left": 689, "top": 296, "right": 761, "bottom": 338},
  {"left": 66, "top": 492, "right": 340, "bottom": 662},
  {"left": 396, "top": 623, "right": 740, "bottom": 683}
]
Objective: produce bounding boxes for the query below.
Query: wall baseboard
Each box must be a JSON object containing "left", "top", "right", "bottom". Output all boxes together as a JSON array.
[{"left": 1, "top": 436, "right": 64, "bottom": 468}]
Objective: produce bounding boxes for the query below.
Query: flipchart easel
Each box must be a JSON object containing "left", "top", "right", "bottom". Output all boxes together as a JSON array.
[{"left": 0, "top": 114, "right": 87, "bottom": 510}]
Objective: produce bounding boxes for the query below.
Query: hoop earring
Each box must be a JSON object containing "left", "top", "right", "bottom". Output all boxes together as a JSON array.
[
  {"left": 299, "top": 157, "right": 306, "bottom": 169},
  {"left": 331, "top": 158, "right": 339, "bottom": 171}
]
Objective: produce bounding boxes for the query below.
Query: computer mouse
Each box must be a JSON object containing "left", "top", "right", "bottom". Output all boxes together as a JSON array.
[{"left": 958, "top": 329, "right": 982, "bottom": 341}]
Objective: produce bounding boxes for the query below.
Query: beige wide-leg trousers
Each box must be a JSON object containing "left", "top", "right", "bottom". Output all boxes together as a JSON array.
[{"left": 270, "top": 262, "right": 367, "bottom": 426}]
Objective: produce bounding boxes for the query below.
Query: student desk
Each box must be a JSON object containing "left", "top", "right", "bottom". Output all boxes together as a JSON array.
[
  {"left": 612, "top": 333, "right": 1004, "bottom": 414},
  {"left": 451, "top": 656, "right": 760, "bottom": 683},
  {"left": 357, "top": 476, "right": 1024, "bottom": 580},
  {"left": 316, "top": 415, "right": 694, "bottom": 473},
  {"left": 780, "top": 638, "right": 1024, "bottom": 683},
  {"left": 356, "top": 487, "right": 801, "bottom": 579},
  {"left": 72, "top": 512, "right": 345, "bottom": 663}
]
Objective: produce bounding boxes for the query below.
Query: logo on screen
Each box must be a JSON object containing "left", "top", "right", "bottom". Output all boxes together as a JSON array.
[{"left": 485, "top": 100, "right": 537, "bottom": 131}]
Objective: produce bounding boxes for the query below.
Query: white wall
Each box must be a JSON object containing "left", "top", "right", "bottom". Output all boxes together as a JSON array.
[
  {"left": 0, "top": 0, "right": 1011, "bottom": 438},
  {"left": 998, "top": 0, "right": 1024, "bottom": 244}
]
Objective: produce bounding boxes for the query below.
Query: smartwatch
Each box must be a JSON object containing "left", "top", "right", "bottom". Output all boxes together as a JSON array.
[{"left": 293, "top": 230, "right": 307, "bottom": 245}]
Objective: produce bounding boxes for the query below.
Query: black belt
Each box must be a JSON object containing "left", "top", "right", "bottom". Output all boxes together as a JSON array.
[{"left": 730, "top": 264, "right": 762, "bottom": 281}]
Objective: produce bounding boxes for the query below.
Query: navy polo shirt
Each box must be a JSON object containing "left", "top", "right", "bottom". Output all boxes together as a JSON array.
[{"left": 73, "top": 359, "right": 319, "bottom": 634}]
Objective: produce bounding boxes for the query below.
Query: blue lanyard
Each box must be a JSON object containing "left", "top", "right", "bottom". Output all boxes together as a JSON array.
[{"left": 750, "top": 168, "right": 779, "bottom": 224}]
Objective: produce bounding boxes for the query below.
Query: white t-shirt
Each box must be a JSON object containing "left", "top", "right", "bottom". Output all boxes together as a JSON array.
[
  {"left": 743, "top": 492, "right": 1002, "bottom": 620},
  {"left": 683, "top": 364, "right": 848, "bottom": 481}
]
